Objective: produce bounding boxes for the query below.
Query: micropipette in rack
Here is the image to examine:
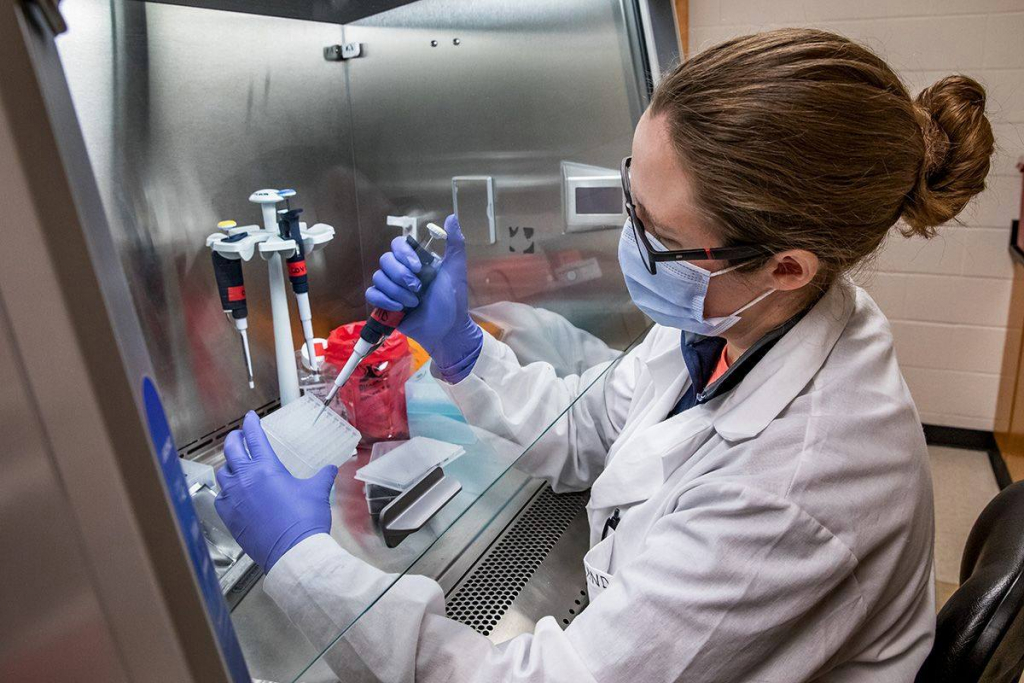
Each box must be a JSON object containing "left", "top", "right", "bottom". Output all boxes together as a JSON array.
[
  {"left": 276, "top": 193, "right": 320, "bottom": 378},
  {"left": 314, "top": 222, "right": 447, "bottom": 425},
  {"left": 211, "top": 222, "right": 255, "bottom": 389}
]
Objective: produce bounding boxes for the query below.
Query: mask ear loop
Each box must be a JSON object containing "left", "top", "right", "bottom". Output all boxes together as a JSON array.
[
  {"left": 731, "top": 287, "right": 776, "bottom": 316},
  {"left": 709, "top": 245, "right": 778, "bottom": 278},
  {"left": 680, "top": 257, "right": 744, "bottom": 278},
  {"left": 707, "top": 256, "right": 776, "bottom": 315},
  {"left": 708, "top": 261, "right": 745, "bottom": 278}
]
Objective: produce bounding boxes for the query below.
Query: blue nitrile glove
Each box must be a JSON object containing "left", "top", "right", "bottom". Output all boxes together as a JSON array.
[
  {"left": 366, "top": 213, "right": 483, "bottom": 382},
  {"left": 214, "top": 411, "right": 337, "bottom": 572}
]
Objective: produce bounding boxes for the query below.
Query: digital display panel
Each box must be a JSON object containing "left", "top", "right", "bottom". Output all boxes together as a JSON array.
[{"left": 575, "top": 186, "right": 622, "bottom": 215}]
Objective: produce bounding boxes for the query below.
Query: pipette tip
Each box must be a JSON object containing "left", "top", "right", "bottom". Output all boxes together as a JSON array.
[
  {"left": 248, "top": 380, "right": 255, "bottom": 389},
  {"left": 313, "top": 402, "right": 328, "bottom": 426}
]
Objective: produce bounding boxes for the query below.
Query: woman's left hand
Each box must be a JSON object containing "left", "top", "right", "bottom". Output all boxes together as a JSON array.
[{"left": 214, "top": 411, "right": 337, "bottom": 572}]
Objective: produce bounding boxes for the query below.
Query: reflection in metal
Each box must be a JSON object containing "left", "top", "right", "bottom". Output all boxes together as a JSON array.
[
  {"left": 346, "top": 0, "right": 652, "bottom": 350},
  {"left": 57, "top": 0, "right": 656, "bottom": 605},
  {"left": 58, "top": 0, "right": 363, "bottom": 446},
  {"left": 452, "top": 175, "right": 496, "bottom": 245},
  {"left": 58, "top": 0, "right": 653, "bottom": 449}
]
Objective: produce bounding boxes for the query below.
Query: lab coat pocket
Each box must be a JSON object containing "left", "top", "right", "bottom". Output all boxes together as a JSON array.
[{"left": 583, "top": 533, "right": 616, "bottom": 601}]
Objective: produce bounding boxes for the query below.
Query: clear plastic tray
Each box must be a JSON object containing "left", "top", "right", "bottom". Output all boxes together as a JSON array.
[
  {"left": 354, "top": 436, "right": 465, "bottom": 490},
  {"left": 262, "top": 393, "right": 360, "bottom": 478},
  {"left": 363, "top": 441, "right": 403, "bottom": 515}
]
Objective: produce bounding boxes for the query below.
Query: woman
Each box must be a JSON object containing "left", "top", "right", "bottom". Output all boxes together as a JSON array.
[{"left": 216, "top": 28, "right": 995, "bottom": 681}]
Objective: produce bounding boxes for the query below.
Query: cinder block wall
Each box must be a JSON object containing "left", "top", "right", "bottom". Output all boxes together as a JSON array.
[{"left": 689, "top": 0, "right": 1024, "bottom": 431}]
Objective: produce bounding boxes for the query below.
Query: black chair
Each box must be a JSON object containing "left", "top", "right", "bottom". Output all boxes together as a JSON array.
[{"left": 917, "top": 480, "right": 1024, "bottom": 683}]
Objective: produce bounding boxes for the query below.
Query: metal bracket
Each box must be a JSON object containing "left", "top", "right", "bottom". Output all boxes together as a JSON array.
[
  {"left": 380, "top": 467, "right": 462, "bottom": 548},
  {"left": 324, "top": 42, "right": 363, "bottom": 62},
  {"left": 387, "top": 214, "right": 420, "bottom": 241},
  {"left": 452, "top": 175, "right": 496, "bottom": 245}
]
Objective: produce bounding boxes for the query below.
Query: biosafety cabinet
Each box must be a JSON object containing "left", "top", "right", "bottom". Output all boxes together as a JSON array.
[{"left": 0, "top": 1, "right": 678, "bottom": 680}]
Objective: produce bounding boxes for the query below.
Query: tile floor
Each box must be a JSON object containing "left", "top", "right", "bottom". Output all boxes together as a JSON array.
[{"left": 929, "top": 444, "right": 1001, "bottom": 611}]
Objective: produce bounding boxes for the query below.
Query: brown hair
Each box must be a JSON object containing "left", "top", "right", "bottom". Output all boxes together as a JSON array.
[{"left": 649, "top": 28, "right": 994, "bottom": 288}]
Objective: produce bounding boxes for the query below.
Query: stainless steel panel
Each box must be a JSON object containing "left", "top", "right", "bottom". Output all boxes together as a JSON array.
[
  {"left": 451, "top": 175, "right": 496, "bottom": 245},
  {"left": 1, "top": 3, "right": 228, "bottom": 677},
  {"left": 420, "top": 475, "right": 545, "bottom": 595},
  {"left": 143, "top": 0, "right": 419, "bottom": 24},
  {"left": 57, "top": 0, "right": 363, "bottom": 447},
  {"left": 640, "top": 0, "right": 684, "bottom": 80},
  {"left": 443, "top": 486, "right": 590, "bottom": 641},
  {"left": 47, "top": 2, "right": 660, "bottom": 678},
  {"left": 292, "top": 482, "right": 591, "bottom": 682},
  {"left": 487, "top": 499, "right": 591, "bottom": 643},
  {"left": 228, "top": 458, "right": 540, "bottom": 683},
  {"left": 345, "top": 0, "right": 651, "bottom": 349},
  {"left": 56, "top": 0, "right": 655, "bottom": 442},
  {"left": 0, "top": 302, "right": 128, "bottom": 683}
]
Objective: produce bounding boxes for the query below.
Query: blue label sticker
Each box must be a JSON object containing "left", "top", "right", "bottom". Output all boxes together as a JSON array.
[{"left": 142, "top": 377, "right": 250, "bottom": 682}]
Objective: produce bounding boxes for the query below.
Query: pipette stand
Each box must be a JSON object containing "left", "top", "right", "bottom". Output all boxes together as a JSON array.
[{"left": 205, "top": 189, "right": 336, "bottom": 406}]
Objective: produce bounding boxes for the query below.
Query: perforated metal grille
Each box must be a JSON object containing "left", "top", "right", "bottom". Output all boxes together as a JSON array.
[
  {"left": 177, "top": 399, "right": 280, "bottom": 459},
  {"left": 445, "top": 486, "right": 589, "bottom": 636}
]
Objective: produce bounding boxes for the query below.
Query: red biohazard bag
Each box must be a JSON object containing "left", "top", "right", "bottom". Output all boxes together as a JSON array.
[{"left": 323, "top": 322, "right": 412, "bottom": 446}]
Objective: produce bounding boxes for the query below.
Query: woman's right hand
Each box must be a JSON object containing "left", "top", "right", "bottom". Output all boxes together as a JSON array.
[{"left": 365, "top": 214, "right": 483, "bottom": 377}]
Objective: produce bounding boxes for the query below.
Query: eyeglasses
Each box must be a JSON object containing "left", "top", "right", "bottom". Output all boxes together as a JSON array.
[{"left": 620, "top": 156, "right": 770, "bottom": 274}]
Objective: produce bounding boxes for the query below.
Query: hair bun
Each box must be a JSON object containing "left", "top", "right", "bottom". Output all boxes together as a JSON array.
[{"left": 901, "top": 75, "right": 994, "bottom": 237}]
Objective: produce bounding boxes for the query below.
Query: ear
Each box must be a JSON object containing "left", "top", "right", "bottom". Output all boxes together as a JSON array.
[{"left": 766, "top": 249, "right": 819, "bottom": 292}]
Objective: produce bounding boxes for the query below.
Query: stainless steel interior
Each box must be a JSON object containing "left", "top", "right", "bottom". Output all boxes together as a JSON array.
[
  {"left": 345, "top": 0, "right": 652, "bottom": 348},
  {"left": 41, "top": 0, "right": 680, "bottom": 678},
  {"left": 3, "top": 2, "right": 244, "bottom": 677},
  {"left": 284, "top": 482, "right": 593, "bottom": 681},
  {"left": 57, "top": 0, "right": 653, "bottom": 451},
  {"left": 230, "top": 468, "right": 544, "bottom": 682},
  {"left": 57, "top": 0, "right": 363, "bottom": 448},
  {"left": 444, "top": 485, "right": 591, "bottom": 642}
]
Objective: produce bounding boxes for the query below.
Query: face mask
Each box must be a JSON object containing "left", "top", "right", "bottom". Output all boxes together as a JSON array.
[{"left": 617, "top": 222, "right": 775, "bottom": 336}]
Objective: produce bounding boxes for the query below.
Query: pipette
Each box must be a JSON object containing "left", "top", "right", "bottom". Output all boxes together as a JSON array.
[
  {"left": 276, "top": 197, "right": 319, "bottom": 377},
  {"left": 314, "top": 222, "right": 447, "bottom": 425},
  {"left": 211, "top": 223, "right": 255, "bottom": 389}
]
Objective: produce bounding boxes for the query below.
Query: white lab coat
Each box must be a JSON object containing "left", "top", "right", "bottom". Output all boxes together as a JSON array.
[{"left": 266, "top": 280, "right": 936, "bottom": 682}]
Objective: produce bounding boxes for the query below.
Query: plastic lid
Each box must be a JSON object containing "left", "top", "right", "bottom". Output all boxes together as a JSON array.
[
  {"left": 325, "top": 321, "right": 410, "bottom": 369},
  {"left": 425, "top": 222, "right": 448, "bottom": 241},
  {"left": 355, "top": 436, "right": 465, "bottom": 490}
]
